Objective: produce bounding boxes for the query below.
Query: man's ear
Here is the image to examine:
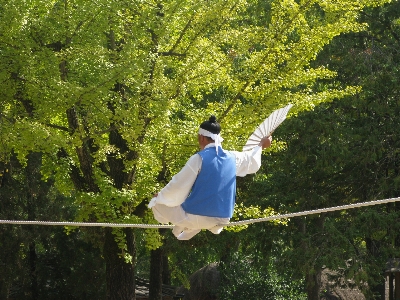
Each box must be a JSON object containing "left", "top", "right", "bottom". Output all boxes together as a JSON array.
[{"left": 198, "top": 134, "right": 207, "bottom": 149}]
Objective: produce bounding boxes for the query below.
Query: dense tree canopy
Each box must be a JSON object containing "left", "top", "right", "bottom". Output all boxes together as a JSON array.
[
  {"left": 0, "top": 0, "right": 388, "bottom": 244},
  {"left": 0, "top": 0, "right": 395, "bottom": 299},
  {"left": 239, "top": 1, "right": 400, "bottom": 298}
]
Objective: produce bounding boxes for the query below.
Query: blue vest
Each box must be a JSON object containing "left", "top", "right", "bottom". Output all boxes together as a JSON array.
[{"left": 181, "top": 147, "right": 236, "bottom": 218}]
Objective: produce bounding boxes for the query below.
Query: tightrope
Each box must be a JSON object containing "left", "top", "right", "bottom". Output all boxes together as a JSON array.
[
  {"left": 0, "top": 196, "right": 399, "bottom": 228},
  {"left": 227, "top": 196, "right": 400, "bottom": 226}
]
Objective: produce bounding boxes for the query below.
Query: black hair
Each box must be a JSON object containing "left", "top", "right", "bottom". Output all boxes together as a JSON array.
[{"left": 199, "top": 115, "right": 221, "bottom": 134}]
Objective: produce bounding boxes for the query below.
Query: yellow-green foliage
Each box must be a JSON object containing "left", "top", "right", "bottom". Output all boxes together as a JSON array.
[
  {"left": 0, "top": 0, "right": 390, "bottom": 251},
  {"left": 143, "top": 211, "right": 164, "bottom": 251},
  {"left": 227, "top": 202, "right": 286, "bottom": 232}
]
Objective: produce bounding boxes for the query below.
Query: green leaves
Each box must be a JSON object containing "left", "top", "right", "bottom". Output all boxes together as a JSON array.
[{"left": 0, "top": 0, "right": 391, "bottom": 253}]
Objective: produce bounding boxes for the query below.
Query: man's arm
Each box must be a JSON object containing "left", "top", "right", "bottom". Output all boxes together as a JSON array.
[
  {"left": 233, "top": 136, "right": 272, "bottom": 177},
  {"left": 148, "top": 154, "right": 201, "bottom": 208}
]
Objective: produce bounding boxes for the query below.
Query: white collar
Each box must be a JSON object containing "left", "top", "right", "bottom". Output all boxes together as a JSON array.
[{"left": 204, "top": 143, "right": 216, "bottom": 149}]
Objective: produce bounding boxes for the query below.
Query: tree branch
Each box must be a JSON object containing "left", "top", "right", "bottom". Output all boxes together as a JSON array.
[
  {"left": 169, "top": 17, "right": 193, "bottom": 53},
  {"left": 158, "top": 51, "right": 186, "bottom": 57},
  {"left": 45, "top": 123, "right": 69, "bottom": 132}
]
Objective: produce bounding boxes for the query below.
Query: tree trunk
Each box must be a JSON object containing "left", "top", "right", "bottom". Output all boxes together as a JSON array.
[
  {"left": 296, "top": 216, "right": 324, "bottom": 300},
  {"left": 28, "top": 241, "right": 38, "bottom": 300},
  {"left": 366, "top": 237, "right": 385, "bottom": 300},
  {"left": 395, "top": 273, "right": 400, "bottom": 300},
  {"left": 162, "top": 252, "right": 171, "bottom": 286},
  {"left": 149, "top": 246, "right": 163, "bottom": 300},
  {"left": 26, "top": 152, "right": 41, "bottom": 300},
  {"left": 306, "top": 270, "right": 321, "bottom": 300},
  {"left": 104, "top": 227, "right": 136, "bottom": 300}
]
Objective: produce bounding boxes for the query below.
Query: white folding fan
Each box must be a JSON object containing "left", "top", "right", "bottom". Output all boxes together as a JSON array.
[{"left": 243, "top": 104, "right": 293, "bottom": 151}]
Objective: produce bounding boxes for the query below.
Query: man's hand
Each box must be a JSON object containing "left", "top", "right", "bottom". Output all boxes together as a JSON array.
[{"left": 259, "top": 136, "right": 272, "bottom": 149}]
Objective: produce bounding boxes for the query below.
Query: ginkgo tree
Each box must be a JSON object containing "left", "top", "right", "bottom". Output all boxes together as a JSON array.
[{"left": 0, "top": 0, "right": 390, "bottom": 298}]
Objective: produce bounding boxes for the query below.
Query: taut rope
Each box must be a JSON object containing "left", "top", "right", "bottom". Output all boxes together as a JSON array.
[{"left": 0, "top": 196, "right": 399, "bottom": 228}]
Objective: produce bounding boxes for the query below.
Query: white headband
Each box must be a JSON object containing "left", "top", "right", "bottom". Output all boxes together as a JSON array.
[{"left": 198, "top": 128, "right": 223, "bottom": 154}]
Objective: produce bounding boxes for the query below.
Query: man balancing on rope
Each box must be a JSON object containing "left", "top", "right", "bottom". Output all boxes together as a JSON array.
[{"left": 148, "top": 115, "right": 272, "bottom": 240}]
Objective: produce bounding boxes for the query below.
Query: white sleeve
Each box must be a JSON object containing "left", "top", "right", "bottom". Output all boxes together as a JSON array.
[
  {"left": 154, "top": 154, "right": 202, "bottom": 207},
  {"left": 231, "top": 146, "right": 263, "bottom": 177}
]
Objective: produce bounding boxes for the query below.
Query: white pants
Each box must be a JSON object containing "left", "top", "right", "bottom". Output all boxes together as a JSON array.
[{"left": 151, "top": 204, "right": 230, "bottom": 240}]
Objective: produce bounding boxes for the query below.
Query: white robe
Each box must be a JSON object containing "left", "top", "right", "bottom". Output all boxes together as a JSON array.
[{"left": 150, "top": 143, "right": 263, "bottom": 240}]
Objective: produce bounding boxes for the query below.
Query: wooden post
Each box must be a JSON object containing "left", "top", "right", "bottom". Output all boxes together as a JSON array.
[
  {"left": 390, "top": 273, "right": 394, "bottom": 300},
  {"left": 395, "top": 272, "right": 400, "bottom": 300}
]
